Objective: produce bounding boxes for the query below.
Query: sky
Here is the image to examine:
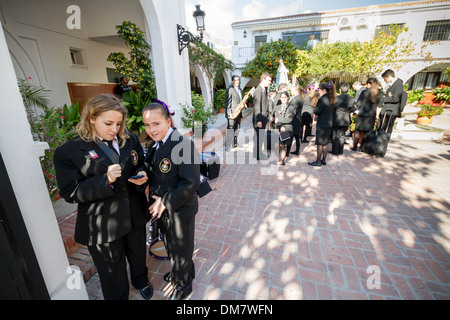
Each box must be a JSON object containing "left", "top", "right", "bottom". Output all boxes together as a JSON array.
[{"left": 184, "top": 0, "right": 414, "bottom": 47}]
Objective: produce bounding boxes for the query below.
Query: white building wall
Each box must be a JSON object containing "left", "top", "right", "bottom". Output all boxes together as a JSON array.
[
  {"left": 0, "top": 20, "right": 88, "bottom": 300},
  {"left": 0, "top": 0, "right": 145, "bottom": 108},
  {"left": 231, "top": 0, "right": 450, "bottom": 82}
]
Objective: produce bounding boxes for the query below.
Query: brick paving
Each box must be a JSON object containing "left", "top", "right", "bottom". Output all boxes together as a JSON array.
[{"left": 72, "top": 110, "right": 450, "bottom": 300}]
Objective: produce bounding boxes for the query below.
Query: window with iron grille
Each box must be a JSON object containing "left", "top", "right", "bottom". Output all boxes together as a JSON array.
[
  {"left": 423, "top": 19, "right": 450, "bottom": 41},
  {"left": 374, "top": 24, "right": 405, "bottom": 39}
]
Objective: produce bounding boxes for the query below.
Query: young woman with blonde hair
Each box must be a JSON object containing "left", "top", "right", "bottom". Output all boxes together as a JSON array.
[{"left": 54, "top": 94, "right": 153, "bottom": 300}]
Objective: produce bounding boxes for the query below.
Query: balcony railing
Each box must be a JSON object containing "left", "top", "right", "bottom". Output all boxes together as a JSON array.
[{"left": 238, "top": 46, "right": 255, "bottom": 58}]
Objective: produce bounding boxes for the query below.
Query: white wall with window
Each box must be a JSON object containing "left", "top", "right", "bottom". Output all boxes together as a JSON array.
[{"left": 231, "top": 0, "right": 450, "bottom": 88}]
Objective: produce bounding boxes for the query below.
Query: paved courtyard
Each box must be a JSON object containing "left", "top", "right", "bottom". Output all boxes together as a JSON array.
[{"left": 84, "top": 110, "right": 450, "bottom": 300}]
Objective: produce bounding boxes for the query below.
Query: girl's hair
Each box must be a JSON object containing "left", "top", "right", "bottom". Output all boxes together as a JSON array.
[
  {"left": 319, "top": 81, "right": 336, "bottom": 104},
  {"left": 307, "top": 84, "right": 319, "bottom": 107},
  {"left": 280, "top": 90, "right": 290, "bottom": 101},
  {"left": 76, "top": 94, "right": 128, "bottom": 147},
  {"left": 142, "top": 100, "right": 176, "bottom": 128},
  {"left": 292, "top": 85, "right": 305, "bottom": 99},
  {"left": 366, "top": 77, "right": 380, "bottom": 103}
]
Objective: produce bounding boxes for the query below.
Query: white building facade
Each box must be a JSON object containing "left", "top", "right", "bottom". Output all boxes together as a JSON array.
[{"left": 231, "top": 0, "right": 450, "bottom": 89}]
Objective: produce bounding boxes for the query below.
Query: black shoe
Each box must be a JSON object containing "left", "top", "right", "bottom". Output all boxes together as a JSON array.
[
  {"left": 350, "top": 147, "right": 357, "bottom": 151},
  {"left": 164, "top": 267, "right": 196, "bottom": 283},
  {"left": 308, "top": 161, "right": 321, "bottom": 167},
  {"left": 290, "top": 151, "right": 300, "bottom": 155},
  {"left": 170, "top": 286, "right": 192, "bottom": 300},
  {"left": 321, "top": 160, "right": 327, "bottom": 166},
  {"left": 139, "top": 283, "right": 153, "bottom": 300},
  {"left": 163, "top": 272, "right": 172, "bottom": 283},
  {"left": 301, "top": 139, "right": 308, "bottom": 143}
]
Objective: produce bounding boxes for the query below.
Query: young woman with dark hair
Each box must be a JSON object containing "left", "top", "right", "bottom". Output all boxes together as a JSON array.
[
  {"left": 308, "top": 81, "right": 336, "bottom": 166},
  {"left": 352, "top": 78, "right": 383, "bottom": 151},
  {"left": 142, "top": 101, "right": 200, "bottom": 300}
]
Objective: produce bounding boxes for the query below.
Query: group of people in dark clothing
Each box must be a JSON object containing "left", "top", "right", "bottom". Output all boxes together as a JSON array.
[{"left": 243, "top": 69, "right": 405, "bottom": 166}]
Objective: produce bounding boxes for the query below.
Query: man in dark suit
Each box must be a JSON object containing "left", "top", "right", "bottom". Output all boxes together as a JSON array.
[
  {"left": 252, "top": 72, "right": 272, "bottom": 160},
  {"left": 225, "top": 75, "right": 244, "bottom": 150},
  {"left": 332, "top": 83, "right": 355, "bottom": 155},
  {"left": 378, "top": 69, "right": 404, "bottom": 133}
]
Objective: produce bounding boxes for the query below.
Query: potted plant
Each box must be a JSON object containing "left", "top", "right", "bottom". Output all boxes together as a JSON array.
[
  {"left": 432, "top": 87, "right": 450, "bottom": 105},
  {"left": 416, "top": 103, "right": 444, "bottom": 125},
  {"left": 214, "top": 89, "right": 226, "bottom": 113},
  {"left": 181, "top": 92, "right": 217, "bottom": 137},
  {"left": 407, "top": 88, "right": 425, "bottom": 105}
]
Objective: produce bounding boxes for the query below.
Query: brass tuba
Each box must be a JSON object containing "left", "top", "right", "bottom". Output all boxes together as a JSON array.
[{"left": 230, "top": 87, "right": 255, "bottom": 119}]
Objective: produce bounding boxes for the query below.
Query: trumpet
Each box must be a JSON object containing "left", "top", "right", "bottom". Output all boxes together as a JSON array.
[{"left": 230, "top": 87, "right": 255, "bottom": 120}]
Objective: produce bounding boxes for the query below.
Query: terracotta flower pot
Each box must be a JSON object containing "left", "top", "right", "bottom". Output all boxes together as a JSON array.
[{"left": 416, "top": 116, "right": 432, "bottom": 125}]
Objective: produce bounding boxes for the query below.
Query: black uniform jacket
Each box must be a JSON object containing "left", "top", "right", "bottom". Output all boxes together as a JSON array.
[
  {"left": 144, "top": 129, "right": 200, "bottom": 223},
  {"left": 332, "top": 93, "right": 355, "bottom": 127},
  {"left": 274, "top": 103, "right": 296, "bottom": 136},
  {"left": 225, "top": 85, "right": 243, "bottom": 119},
  {"left": 53, "top": 133, "right": 149, "bottom": 246},
  {"left": 314, "top": 94, "right": 335, "bottom": 128},
  {"left": 290, "top": 94, "right": 304, "bottom": 135},
  {"left": 381, "top": 79, "right": 403, "bottom": 116},
  {"left": 252, "top": 85, "right": 269, "bottom": 128},
  {"left": 356, "top": 90, "right": 383, "bottom": 117}
]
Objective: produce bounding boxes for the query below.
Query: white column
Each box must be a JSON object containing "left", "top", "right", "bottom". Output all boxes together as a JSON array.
[
  {"left": 140, "top": 0, "right": 192, "bottom": 131},
  {"left": 0, "top": 21, "right": 88, "bottom": 300}
]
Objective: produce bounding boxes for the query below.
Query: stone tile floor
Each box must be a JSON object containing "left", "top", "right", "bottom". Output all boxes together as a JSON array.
[{"left": 81, "top": 111, "right": 450, "bottom": 300}]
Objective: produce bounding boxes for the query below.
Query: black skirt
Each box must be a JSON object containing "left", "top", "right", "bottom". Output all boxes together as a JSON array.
[
  {"left": 315, "top": 127, "right": 331, "bottom": 146},
  {"left": 356, "top": 115, "right": 376, "bottom": 132}
]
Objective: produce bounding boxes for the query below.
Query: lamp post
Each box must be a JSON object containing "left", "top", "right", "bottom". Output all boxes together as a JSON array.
[{"left": 177, "top": 4, "right": 205, "bottom": 55}]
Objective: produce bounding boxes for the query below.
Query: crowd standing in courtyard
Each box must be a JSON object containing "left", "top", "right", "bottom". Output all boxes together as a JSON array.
[{"left": 225, "top": 68, "right": 407, "bottom": 166}]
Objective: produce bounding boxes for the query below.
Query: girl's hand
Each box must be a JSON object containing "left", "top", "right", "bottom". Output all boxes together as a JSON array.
[
  {"left": 148, "top": 195, "right": 166, "bottom": 219},
  {"left": 128, "top": 171, "right": 148, "bottom": 185},
  {"left": 107, "top": 164, "right": 122, "bottom": 184}
]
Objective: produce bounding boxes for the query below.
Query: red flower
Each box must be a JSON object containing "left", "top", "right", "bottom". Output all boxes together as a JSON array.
[
  {"left": 193, "top": 110, "right": 197, "bottom": 113},
  {"left": 61, "top": 116, "right": 65, "bottom": 119},
  {"left": 48, "top": 174, "right": 53, "bottom": 178}
]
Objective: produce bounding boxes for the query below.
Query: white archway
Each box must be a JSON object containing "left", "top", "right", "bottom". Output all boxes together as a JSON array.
[
  {"left": 140, "top": 0, "right": 192, "bottom": 130},
  {"left": 398, "top": 59, "right": 450, "bottom": 83}
]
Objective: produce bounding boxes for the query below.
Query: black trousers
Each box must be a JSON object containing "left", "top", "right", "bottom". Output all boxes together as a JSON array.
[
  {"left": 301, "top": 114, "right": 313, "bottom": 139},
  {"left": 160, "top": 212, "right": 196, "bottom": 293},
  {"left": 253, "top": 126, "right": 266, "bottom": 160},
  {"left": 88, "top": 224, "right": 149, "bottom": 300},
  {"left": 226, "top": 115, "right": 242, "bottom": 150},
  {"left": 332, "top": 126, "right": 348, "bottom": 155}
]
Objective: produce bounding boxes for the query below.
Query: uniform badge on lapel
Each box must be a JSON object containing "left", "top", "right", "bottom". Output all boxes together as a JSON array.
[
  {"left": 159, "top": 158, "right": 171, "bottom": 174},
  {"left": 130, "top": 150, "right": 138, "bottom": 165},
  {"left": 89, "top": 150, "right": 99, "bottom": 159}
]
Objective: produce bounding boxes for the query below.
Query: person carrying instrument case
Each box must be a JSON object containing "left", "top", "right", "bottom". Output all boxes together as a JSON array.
[{"left": 361, "top": 111, "right": 393, "bottom": 158}]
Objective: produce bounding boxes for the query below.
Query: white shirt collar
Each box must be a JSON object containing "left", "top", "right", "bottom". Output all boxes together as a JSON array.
[{"left": 153, "top": 127, "right": 173, "bottom": 149}]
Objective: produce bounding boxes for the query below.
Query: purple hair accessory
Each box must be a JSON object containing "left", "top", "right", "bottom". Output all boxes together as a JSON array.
[{"left": 154, "top": 99, "right": 175, "bottom": 116}]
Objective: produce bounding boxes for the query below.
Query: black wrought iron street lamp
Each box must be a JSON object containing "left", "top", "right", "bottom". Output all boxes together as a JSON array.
[{"left": 177, "top": 4, "right": 205, "bottom": 55}]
